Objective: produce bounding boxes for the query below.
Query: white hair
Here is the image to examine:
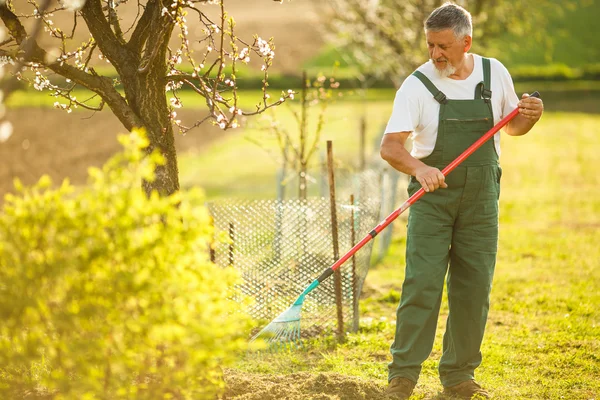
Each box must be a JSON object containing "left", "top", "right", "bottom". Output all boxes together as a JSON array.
[{"left": 425, "top": 2, "right": 473, "bottom": 39}]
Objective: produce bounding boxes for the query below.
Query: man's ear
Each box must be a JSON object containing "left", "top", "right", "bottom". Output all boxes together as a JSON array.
[{"left": 464, "top": 35, "right": 472, "bottom": 53}]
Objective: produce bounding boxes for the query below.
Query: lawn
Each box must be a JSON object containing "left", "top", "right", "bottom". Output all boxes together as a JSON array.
[
  {"left": 5, "top": 85, "right": 599, "bottom": 398},
  {"left": 208, "top": 110, "right": 600, "bottom": 399}
]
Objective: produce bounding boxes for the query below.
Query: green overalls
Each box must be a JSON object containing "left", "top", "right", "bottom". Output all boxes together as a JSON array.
[{"left": 388, "top": 58, "right": 502, "bottom": 387}]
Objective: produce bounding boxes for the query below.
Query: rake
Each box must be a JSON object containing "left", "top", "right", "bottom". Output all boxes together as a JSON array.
[{"left": 251, "top": 92, "right": 540, "bottom": 347}]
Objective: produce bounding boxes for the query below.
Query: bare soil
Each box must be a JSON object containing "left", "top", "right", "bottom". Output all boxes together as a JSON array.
[
  {"left": 0, "top": 108, "right": 228, "bottom": 197},
  {"left": 223, "top": 369, "right": 390, "bottom": 400}
]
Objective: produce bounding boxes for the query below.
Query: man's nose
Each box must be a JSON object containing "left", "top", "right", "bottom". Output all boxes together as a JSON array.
[{"left": 431, "top": 46, "right": 441, "bottom": 60}]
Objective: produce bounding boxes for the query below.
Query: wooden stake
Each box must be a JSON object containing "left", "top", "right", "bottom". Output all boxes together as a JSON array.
[
  {"left": 209, "top": 215, "right": 216, "bottom": 264},
  {"left": 228, "top": 222, "right": 235, "bottom": 267},
  {"left": 359, "top": 115, "right": 366, "bottom": 171},
  {"left": 327, "top": 140, "right": 344, "bottom": 341}
]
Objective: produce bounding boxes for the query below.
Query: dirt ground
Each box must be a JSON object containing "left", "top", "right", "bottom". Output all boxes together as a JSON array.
[
  {"left": 0, "top": 108, "right": 229, "bottom": 197},
  {"left": 223, "top": 370, "right": 390, "bottom": 400}
]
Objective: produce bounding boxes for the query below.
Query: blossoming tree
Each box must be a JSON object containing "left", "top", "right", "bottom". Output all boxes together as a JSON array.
[
  {"left": 324, "top": 0, "right": 572, "bottom": 87},
  {"left": 0, "top": 0, "right": 293, "bottom": 195}
]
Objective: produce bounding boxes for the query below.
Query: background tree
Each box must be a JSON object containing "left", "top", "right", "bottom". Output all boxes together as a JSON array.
[
  {"left": 260, "top": 71, "right": 338, "bottom": 200},
  {"left": 324, "top": 0, "right": 576, "bottom": 87},
  {"left": 0, "top": 0, "right": 292, "bottom": 196}
]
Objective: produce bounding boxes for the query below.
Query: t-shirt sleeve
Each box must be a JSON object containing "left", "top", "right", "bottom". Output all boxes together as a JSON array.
[
  {"left": 384, "top": 79, "right": 420, "bottom": 134},
  {"left": 496, "top": 60, "right": 519, "bottom": 119}
]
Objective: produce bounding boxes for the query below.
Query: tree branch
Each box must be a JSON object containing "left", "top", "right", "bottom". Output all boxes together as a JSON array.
[
  {"left": 0, "top": 3, "right": 141, "bottom": 131},
  {"left": 108, "top": 0, "right": 126, "bottom": 44},
  {"left": 127, "top": 0, "right": 157, "bottom": 54},
  {"left": 137, "top": 2, "right": 175, "bottom": 75},
  {"left": 80, "top": 0, "right": 131, "bottom": 71}
]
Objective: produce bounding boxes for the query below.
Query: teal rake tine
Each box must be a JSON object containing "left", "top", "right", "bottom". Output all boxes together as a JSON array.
[{"left": 251, "top": 280, "right": 319, "bottom": 349}]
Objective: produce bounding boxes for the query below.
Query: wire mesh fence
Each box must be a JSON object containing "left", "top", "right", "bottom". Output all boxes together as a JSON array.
[
  {"left": 208, "top": 197, "right": 378, "bottom": 336},
  {"left": 207, "top": 166, "right": 408, "bottom": 335}
]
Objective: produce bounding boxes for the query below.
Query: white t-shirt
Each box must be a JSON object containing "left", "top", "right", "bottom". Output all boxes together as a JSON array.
[{"left": 384, "top": 54, "right": 519, "bottom": 159}]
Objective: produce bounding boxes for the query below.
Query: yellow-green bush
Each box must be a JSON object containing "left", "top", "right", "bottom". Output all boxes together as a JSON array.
[{"left": 0, "top": 131, "right": 250, "bottom": 399}]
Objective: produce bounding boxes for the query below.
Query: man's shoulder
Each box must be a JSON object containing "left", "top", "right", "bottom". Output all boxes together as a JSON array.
[
  {"left": 398, "top": 61, "right": 436, "bottom": 93},
  {"left": 399, "top": 66, "right": 432, "bottom": 95},
  {"left": 478, "top": 55, "right": 512, "bottom": 77}
]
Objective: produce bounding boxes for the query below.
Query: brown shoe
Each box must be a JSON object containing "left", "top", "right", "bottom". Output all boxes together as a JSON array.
[
  {"left": 385, "top": 377, "right": 416, "bottom": 399},
  {"left": 443, "top": 380, "right": 490, "bottom": 399}
]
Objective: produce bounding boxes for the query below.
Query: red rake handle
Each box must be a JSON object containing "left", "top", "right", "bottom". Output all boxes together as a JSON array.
[{"left": 316, "top": 91, "right": 540, "bottom": 283}]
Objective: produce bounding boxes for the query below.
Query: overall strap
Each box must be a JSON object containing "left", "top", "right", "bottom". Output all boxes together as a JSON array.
[
  {"left": 412, "top": 70, "right": 448, "bottom": 104},
  {"left": 475, "top": 57, "right": 492, "bottom": 100}
]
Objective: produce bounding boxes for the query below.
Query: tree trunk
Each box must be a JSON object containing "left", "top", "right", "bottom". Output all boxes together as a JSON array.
[
  {"left": 139, "top": 104, "right": 180, "bottom": 198},
  {"left": 124, "top": 33, "right": 179, "bottom": 197}
]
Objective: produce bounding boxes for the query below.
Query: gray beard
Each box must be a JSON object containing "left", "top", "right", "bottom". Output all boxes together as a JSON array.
[{"left": 430, "top": 59, "right": 457, "bottom": 78}]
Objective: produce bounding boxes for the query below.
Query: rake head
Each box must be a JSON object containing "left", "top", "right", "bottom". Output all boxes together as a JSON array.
[
  {"left": 251, "top": 280, "right": 321, "bottom": 350},
  {"left": 251, "top": 296, "right": 306, "bottom": 349}
]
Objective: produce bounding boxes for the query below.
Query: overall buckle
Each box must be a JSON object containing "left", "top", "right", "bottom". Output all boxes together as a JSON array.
[{"left": 434, "top": 92, "right": 447, "bottom": 104}]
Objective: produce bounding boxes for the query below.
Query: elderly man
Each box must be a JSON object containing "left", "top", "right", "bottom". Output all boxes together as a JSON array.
[{"left": 380, "top": 2, "right": 543, "bottom": 399}]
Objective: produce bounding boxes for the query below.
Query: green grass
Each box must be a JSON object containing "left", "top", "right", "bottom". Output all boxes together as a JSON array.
[
  {"left": 176, "top": 85, "right": 600, "bottom": 199},
  {"left": 6, "top": 85, "right": 598, "bottom": 398},
  {"left": 215, "top": 112, "right": 600, "bottom": 399},
  {"left": 177, "top": 92, "right": 396, "bottom": 199}
]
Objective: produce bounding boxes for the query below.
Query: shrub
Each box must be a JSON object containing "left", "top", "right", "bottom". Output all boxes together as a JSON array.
[{"left": 0, "top": 131, "right": 251, "bottom": 399}]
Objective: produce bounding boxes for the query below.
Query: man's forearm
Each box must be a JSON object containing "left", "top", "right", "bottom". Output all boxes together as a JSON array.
[
  {"left": 505, "top": 114, "right": 536, "bottom": 136},
  {"left": 381, "top": 143, "right": 427, "bottom": 177}
]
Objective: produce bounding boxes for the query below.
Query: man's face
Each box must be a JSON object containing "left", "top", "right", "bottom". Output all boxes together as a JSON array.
[{"left": 426, "top": 29, "right": 471, "bottom": 77}]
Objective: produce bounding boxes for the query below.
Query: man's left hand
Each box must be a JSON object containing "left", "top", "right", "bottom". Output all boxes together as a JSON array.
[{"left": 518, "top": 93, "right": 544, "bottom": 121}]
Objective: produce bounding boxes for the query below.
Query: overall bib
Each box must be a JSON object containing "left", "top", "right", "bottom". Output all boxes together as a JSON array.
[{"left": 388, "top": 58, "right": 501, "bottom": 387}]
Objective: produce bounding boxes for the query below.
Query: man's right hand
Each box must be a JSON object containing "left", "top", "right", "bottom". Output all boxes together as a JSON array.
[{"left": 414, "top": 165, "right": 448, "bottom": 193}]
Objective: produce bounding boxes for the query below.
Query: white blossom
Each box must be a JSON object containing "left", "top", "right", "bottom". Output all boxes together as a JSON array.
[
  {"left": 170, "top": 97, "right": 182, "bottom": 108},
  {"left": 0, "top": 56, "right": 14, "bottom": 67},
  {"left": 256, "top": 37, "right": 275, "bottom": 60}
]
